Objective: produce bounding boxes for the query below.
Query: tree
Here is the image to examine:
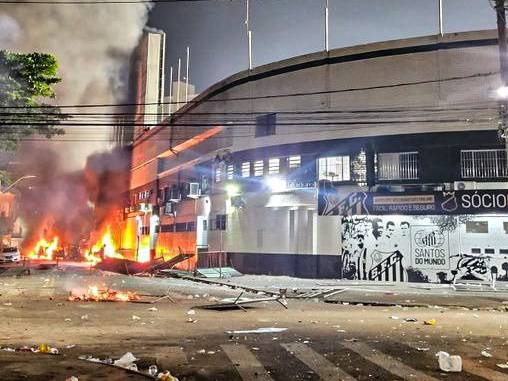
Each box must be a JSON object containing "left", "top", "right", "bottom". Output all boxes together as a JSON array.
[{"left": 0, "top": 50, "right": 66, "bottom": 153}]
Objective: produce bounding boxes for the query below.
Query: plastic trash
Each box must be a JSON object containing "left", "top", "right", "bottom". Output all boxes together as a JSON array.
[
  {"left": 497, "top": 363, "right": 508, "bottom": 369},
  {"left": 481, "top": 350, "right": 492, "bottom": 358},
  {"left": 148, "top": 365, "right": 158, "bottom": 376},
  {"left": 114, "top": 352, "right": 138, "bottom": 369},
  {"left": 65, "top": 377, "right": 79, "bottom": 381},
  {"left": 424, "top": 319, "right": 436, "bottom": 326},
  {"left": 436, "top": 351, "right": 462, "bottom": 372}
]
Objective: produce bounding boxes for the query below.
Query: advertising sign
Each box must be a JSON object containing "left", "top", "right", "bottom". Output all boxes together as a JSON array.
[{"left": 318, "top": 181, "right": 508, "bottom": 216}]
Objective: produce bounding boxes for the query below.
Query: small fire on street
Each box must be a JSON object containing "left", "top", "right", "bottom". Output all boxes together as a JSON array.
[{"left": 68, "top": 286, "right": 140, "bottom": 302}]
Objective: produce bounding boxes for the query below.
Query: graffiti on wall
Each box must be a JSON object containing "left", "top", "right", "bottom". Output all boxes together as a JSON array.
[{"left": 341, "top": 215, "right": 508, "bottom": 283}]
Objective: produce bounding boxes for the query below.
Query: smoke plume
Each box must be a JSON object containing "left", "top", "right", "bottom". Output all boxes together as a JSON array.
[
  {"left": 16, "top": 146, "right": 130, "bottom": 251},
  {"left": 0, "top": 1, "right": 152, "bottom": 169}
]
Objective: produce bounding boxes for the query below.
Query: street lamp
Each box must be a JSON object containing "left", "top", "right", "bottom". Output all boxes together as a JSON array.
[
  {"left": 497, "top": 86, "right": 508, "bottom": 98},
  {"left": 1, "top": 175, "right": 36, "bottom": 193}
]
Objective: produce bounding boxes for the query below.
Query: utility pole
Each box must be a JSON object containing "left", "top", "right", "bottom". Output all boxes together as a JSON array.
[
  {"left": 495, "top": 0, "right": 508, "bottom": 143},
  {"left": 438, "top": 0, "right": 443, "bottom": 36},
  {"left": 325, "top": 0, "right": 329, "bottom": 52},
  {"left": 246, "top": 0, "right": 252, "bottom": 70}
]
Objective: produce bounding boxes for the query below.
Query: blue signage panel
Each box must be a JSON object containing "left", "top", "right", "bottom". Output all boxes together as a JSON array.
[{"left": 318, "top": 181, "right": 508, "bottom": 216}]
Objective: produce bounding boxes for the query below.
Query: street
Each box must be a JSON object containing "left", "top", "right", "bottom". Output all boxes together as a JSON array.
[{"left": 0, "top": 267, "right": 507, "bottom": 381}]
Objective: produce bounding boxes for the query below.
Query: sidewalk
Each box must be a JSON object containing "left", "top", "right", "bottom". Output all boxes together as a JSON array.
[{"left": 192, "top": 274, "right": 508, "bottom": 310}]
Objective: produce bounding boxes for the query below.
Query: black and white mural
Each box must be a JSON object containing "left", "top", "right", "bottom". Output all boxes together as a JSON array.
[{"left": 341, "top": 215, "right": 508, "bottom": 283}]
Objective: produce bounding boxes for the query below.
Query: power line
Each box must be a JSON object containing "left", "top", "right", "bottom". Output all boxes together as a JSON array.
[
  {"left": 0, "top": 0, "right": 213, "bottom": 4},
  {"left": 0, "top": 71, "right": 498, "bottom": 110}
]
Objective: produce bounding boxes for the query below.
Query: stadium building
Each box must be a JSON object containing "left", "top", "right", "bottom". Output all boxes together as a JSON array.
[{"left": 127, "top": 30, "right": 508, "bottom": 283}]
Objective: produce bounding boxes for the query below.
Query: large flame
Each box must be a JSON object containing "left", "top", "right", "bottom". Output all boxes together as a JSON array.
[
  {"left": 84, "top": 225, "right": 124, "bottom": 265},
  {"left": 27, "top": 236, "right": 60, "bottom": 260}
]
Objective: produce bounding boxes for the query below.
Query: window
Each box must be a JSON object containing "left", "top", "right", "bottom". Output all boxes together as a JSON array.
[
  {"left": 466, "top": 221, "right": 488, "bottom": 234},
  {"left": 485, "top": 248, "right": 495, "bottom": 255},
  {"left": 214, "top": 166, "right": 222, "bottom": 183},
  {"left": 500, "top": 249, "right": 508, "bottom": 255},
  {"left": 226, "top": 165, "right": 234, "bottom": 180},
  {"left": 461, "top": 149, "right": 507, "bottom": 179},
  {"left": 268, "top": 158, "right": 280, "bottom": 175},
  {"left": 254, "top": 160, "right": 264, "bottom": 176},
  {"left": 241, "top": 162, "right": 251, "bottom": 178},
  {"left": 377, "top": 152, "right": 418, "bottom": 180},
  {"left": 471, "top": 248, "right": 482, "bottom": 254},
  {"left": 288, "top": 155, "right": 301, "bottom": 169},
  {"left": 504, "top": 222, "right": 508, "bottom": 234},
  {"left": 255, "top": 113, "right": 276, "bottom": 137},
  {"left": 318, "top": 156, "right": 350, "bottom": 181},
  {"left": 215, "top": 214, "right": 227, "bottom": 230}
]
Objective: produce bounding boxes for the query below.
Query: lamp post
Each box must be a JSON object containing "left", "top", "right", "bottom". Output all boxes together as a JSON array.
[{"left": 0, "top": 175, "right": 36, "bottom": 194}]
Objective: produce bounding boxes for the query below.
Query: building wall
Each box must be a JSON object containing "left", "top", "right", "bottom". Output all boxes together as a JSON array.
[{"left": 128, "top": 30, "right": 508, "bottom": 279}]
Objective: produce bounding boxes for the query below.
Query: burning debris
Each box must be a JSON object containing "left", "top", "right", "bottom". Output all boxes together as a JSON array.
[{"left": 68, "top": 286, "right": 140, "bottom": 302}]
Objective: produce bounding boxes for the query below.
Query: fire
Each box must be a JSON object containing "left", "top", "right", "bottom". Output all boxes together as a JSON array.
[
  {"left": 27, "top": 236, "right": 60, "bottom": 260},
  {"left": 84, "top": 226, "right": 124, "bottom": 265},
  {"left": 68, "top": 285, "right": 140, "bottom": 302}
]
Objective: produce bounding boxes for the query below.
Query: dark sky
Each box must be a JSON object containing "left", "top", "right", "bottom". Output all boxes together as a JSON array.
[{"left": 148, "top": 0, "right": 495, "bottom": 93}]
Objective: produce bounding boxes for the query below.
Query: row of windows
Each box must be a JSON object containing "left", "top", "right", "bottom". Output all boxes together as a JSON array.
[
  {"left": 212, "top": 148, "right": 507, "bottom": 185},
  {"left": 215, "top": 155, "right": 302, "bottom": 182}
]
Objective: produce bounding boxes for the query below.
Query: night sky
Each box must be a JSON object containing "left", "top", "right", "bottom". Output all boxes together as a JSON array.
[{"left": 148, "top": 0, "right": 496, "bottom": 93}]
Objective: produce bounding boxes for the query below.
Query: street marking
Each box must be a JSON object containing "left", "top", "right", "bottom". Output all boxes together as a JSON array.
[
  {"left": 342, "top": 341, "right": 440, "bottom": 381},
  {"left": 462, "top": 358, "right": 508, "bottom": 381},
  {"left": 221, "top": 344, "right": 274, "bottom": 381},
  {"left": 282, "top": 342, "right": 357, "bottom": 381}
]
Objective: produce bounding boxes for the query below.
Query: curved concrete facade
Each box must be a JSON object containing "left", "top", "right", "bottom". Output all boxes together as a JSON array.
[{"left": 128, "top": 30, "right": 508, "bottom": 280}]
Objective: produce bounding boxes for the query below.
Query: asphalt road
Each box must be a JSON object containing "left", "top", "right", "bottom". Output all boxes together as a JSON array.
[{"left": 0, "top": 268, "right": 507, "bottom": 381}]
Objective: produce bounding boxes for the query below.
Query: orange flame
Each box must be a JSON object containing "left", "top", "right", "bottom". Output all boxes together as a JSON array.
[
  {"left": 84, "top": 225, "right": 124, "bottom": 265},
  {"left": 27, "top": 236, "right": 59, "bottom": 260},
  {"left": 68, "top": 285, "right": 140, "bottom": 302}
]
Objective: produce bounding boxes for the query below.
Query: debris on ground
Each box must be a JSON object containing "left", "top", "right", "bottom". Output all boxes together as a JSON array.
[
  {"left": 196, "top": 291, "right": 287, "bottom": 311},
  {"left": 424, "top": 319, "right": 436, "bottom": 326},
  {"left": 65, "top": 377, "right": 78, "bottom": 381},
  {"left": 416, "top": 347, "right": 430, "bottom": 351},
  {"left": 79, "top": 352, "right": 178, "bottom": 379},
  {"left": 436, "top": 351, "right": 462, "bottom": 372},
  {"left": 225, "top": 327, "right": 288, "bottom": 334},
  {"left": 497, "top": 363, "right": 508, "bottom": 369},
  {"left": 480, "top": 350, "right": 492, "bottom": 358},
  {"left": 0, "top": 344, "right": 59, "bottom": 355},
  {"left": 68, "top": 286, "right": 140, "bottom": 302},
  {"left": 114, "top": 352, "right": 138, "bottom": 370},
  {"left": 404, "top": 317, "right": 418, "bottom": 322}
]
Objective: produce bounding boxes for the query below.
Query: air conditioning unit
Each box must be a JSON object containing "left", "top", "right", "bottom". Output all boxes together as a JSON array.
[
  {"left": 454, "top": 181, "right": 477, "bottom": 191},
  {"left": 187, "top": 182, "right": 201, "bottom": 198}
]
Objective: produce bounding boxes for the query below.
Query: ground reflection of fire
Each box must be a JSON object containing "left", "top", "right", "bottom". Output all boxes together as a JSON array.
[{"left": 68, "top": 286, "right": 140, "bottom": 302}]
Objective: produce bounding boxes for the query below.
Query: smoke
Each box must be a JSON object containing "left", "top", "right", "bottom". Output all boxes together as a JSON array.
[
  {"left": 17, "top": 146, "right": 130, "bottom": 251},
  {"left": 0, "top": 1, "right": 153, "bottom": 169}
]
